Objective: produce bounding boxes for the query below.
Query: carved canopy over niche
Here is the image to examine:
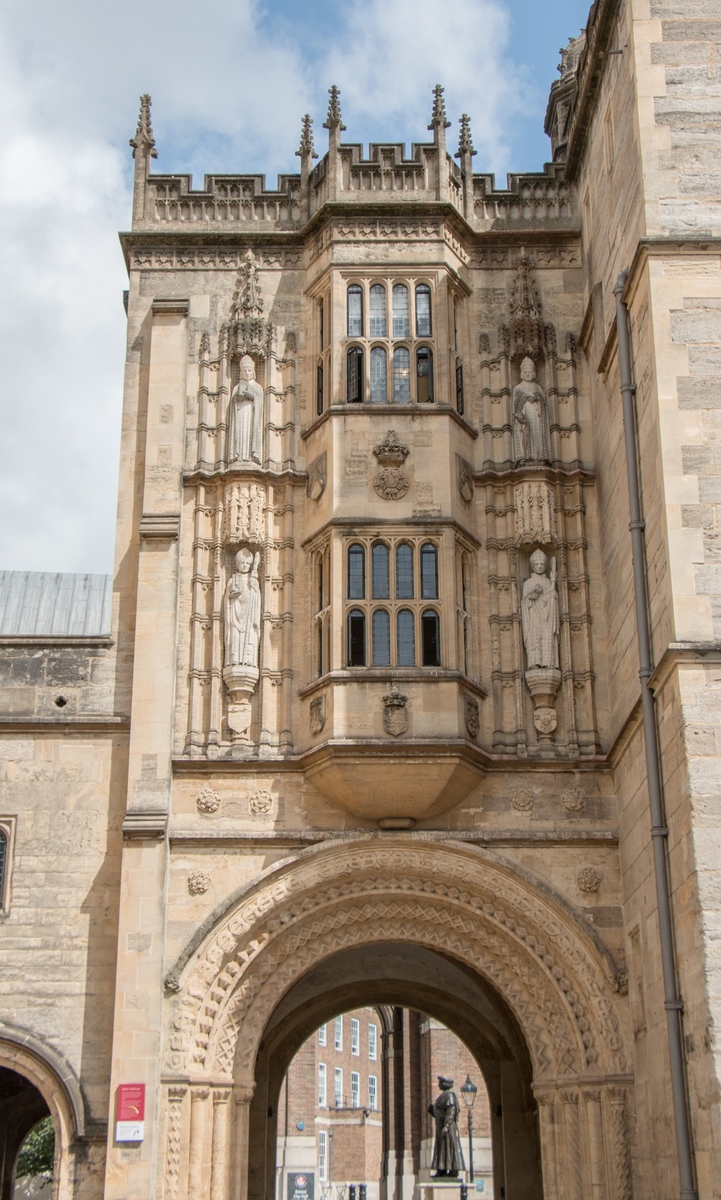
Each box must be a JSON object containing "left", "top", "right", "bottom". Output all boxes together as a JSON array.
[{"left": 222, "top": 249, "right": 275, "bottom": 360}]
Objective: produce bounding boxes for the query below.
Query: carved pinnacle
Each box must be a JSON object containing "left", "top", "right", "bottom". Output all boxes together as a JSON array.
[
  {"left": 428, "top": 84, "right": 451, "bottom": 131},
  {"left": 323, "top": 86, "right": 346, "bottom": 132},
  {"left": 130, "top": 93, "right": 158, "bottom": 159},
  {"left": 456, "top": 113, "right": 476, "bottom": 158},
  {"left": 296, "top": 113, "right": 318, "bottom": 159}
]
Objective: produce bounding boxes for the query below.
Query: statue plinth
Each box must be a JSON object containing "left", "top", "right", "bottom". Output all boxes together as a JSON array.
[
  {"left": 223, "top": 665, "right": 259, "bottom": 744},
  {"left": 524, "top": 667, "right": 562, "bottom": 746}
]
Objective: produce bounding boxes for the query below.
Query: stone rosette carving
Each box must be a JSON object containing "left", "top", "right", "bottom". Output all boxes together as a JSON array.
[
  {"left": 307, "top": 452, "right": 327, "bottom": 501},
  {"left": 563, "top": 787, "right": 585, "bottom": 812},
  {"left": 577, "top": 867, "right": 601, "bottom": 893},
  {"left": 511, "top": 789, "right": 534, "bottom": 812},
  {"left": 464, "top": 695, "right": 480, "bottom": 740},
  {"left": 250, "top": 790, "right": 273, "bottom": 815},
  {"left": 196, "top": 787, "right": 221, "bottom": 814},
  {"left": 613, "top": 969, "right": 629, "bottom": 996},
  {"left": 373, "top": 430, "right": 410, "bottom": 500},
  {"left": 188, "top": 869, "right": 211, "bottom": 895},
  {"left": 309, "top": 693, "right": 326, "bottom": 735},
  {"left": 383, "top": 690, "right": 408, "bottom": 736}
]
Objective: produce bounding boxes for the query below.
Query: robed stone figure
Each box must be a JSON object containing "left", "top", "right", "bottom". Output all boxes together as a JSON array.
[
  {"left": 227, "top": 355, "right": 264, "bottom": 465},
  {"left": 521, "top": 549, "right": 560, "bottom": 669},
  {"left": 513, "top": 357, "right": 551, "bottom": 463},
  {"left": 223, "top": 548, "right": 261, "bottom": 670},
  {"left": 428, "top": 1076, "right": 465, "bottom": 1178}
]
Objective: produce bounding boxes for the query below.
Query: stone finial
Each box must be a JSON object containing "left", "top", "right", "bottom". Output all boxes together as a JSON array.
[
  {"left": 296, "top": 114, "right": 318, "bottom": 160},
  {"left": 130, "top": 94, "right": 158, "bottom": 160},
  {"left": 323, "top": 86, "right": 346, "bottom": 132},
  {"left": 456, "top": 114, "right": 476, "bottom": 158},
  {"left": 428, "top": 84, "right": 451, "bottom": 132}
]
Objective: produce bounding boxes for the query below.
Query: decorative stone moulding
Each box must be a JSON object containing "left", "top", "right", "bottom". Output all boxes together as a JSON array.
[
  {"left": 223, "top": 484, "right": 266, "bottom": 545},
  {"left": 196, "top": 788, "right": 221, "bottom": 814},
  {"left": 309, "top": 693, "right": 326, "bottom": 734},
  {"left": 383, "top": 690, "right": 408, "bottom": 736},
  {"left": 187, "top": 869, "right": 210, "bottom": 895},
  {"left": 373, "top": 429, "right": 410, "bottom": 500},
  {"left": 223, "top": 664, "right": 259, "bottom": 743},
  {"left": 562, "top": 787, "right": 585, "bottom": 812},
  {"left": 249, "top": 790, "right": 272, "bottom": 814},
  {"left": 514, "top": 481, "right": 556, "bottom": 544},
  {"left": 304, "top": 745, "right": 484, "bottom": 823}
]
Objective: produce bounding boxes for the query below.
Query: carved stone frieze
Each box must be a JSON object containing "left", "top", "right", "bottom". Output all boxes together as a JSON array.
[
  {"left": 223, "top": 483, "right": 266, "bottom": 545},
  {"left": 515, "top": 481, "right": 556, "bottom": 544}
]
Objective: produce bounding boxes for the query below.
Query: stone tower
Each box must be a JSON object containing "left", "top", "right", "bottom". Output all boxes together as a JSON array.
[{"left": 2, "top": 4, "right": 721, "bottom": 1199}]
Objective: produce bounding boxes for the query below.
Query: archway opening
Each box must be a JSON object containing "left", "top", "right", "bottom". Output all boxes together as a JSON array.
[
  {"left": 276, "top": 1005, "right": 494, "bottom": 1200},
  {"left": 0, "top": 1067, "right": 52, "bottom": 1200},
  {"left": 248, "top": 943, "right": 542, "bottom": 1200}
]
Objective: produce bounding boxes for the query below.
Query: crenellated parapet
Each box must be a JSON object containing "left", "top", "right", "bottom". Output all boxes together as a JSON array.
[{"left": 128, "top": 86, "right": 578, "bottom": 235}]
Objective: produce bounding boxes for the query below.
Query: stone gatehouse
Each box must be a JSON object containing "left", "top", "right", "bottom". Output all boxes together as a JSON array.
[{"left": 2, "top": 1, "right": 721, "bottom": 1198}]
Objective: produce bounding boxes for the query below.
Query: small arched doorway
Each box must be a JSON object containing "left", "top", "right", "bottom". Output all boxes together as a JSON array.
[
  {"left": 0, "top": 1068, "right": 52, "bottom": 1200},
  {"left": 249, "top": 944, "right": 541, "bottom": 1200}
]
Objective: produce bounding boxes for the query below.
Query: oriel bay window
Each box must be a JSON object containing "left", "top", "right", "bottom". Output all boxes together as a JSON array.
[
  {"left": 343, "top": 278, "right": 436, "bottom": 403},
  {"left": 345, "top": 537, "right": 442, "bottom": 668}
]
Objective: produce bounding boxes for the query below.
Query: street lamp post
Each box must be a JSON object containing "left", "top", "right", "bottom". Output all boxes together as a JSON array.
[{"left": 460, "top": 1075, "right": 478, "bottom": 1185}]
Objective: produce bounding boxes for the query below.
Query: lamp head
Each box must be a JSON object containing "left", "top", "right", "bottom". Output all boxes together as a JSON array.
[{"left": 460, "top": 1074, "right": 477, "bottom": 1109}]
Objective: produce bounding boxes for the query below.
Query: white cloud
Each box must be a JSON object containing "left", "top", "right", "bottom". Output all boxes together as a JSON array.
[{"left": 0, "top": 0, "right": 536, "bottom": 572}]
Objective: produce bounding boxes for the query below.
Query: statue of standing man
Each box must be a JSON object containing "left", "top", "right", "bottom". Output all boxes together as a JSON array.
[
  {"left": 521, "top": 549, "right": 560, "bottom": 669},
  {"left": 428, "top": 1076, "right": 466, "bottom": 1178},
  {"left": 223, "top": 547, "right": 261, "bottom": 670},
  {"left": 513, "top": 357, "right": 551, "bottom": 463},
  {"left": 227, "top": 354, "right": 264, "bottom": 465}
]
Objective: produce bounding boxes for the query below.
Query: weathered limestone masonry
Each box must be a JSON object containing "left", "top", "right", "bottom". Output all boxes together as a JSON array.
[{"left": 2, "top": 0, "right": 721, "bottom": 1197}]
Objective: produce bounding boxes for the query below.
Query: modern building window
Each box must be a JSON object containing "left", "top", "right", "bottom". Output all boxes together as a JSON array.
[
  {"left": 348, "top": 544, "right": 365, "bottom": 599},
  {"left": 318, "top": 1130, "right": 328, "bottom": 1182},
  {"left": 422, "top": 609, "right": 441, "bottom": 667},
  {"left": 335, "top": 1067, "right": 343, "bottom": 1107},
  {"left": 372, "top": 543, "right": 390, "bottom": 599},
  {"left": 416, "top": 346, "right": 433, "bottom": 403},
  {"left": 368, "top": 1023, "right": 377, "bottom": 1061},
  {"left": 318, "top": 1023, "right": 327, "bottom": 1047},
  {"left": 348, "top": 610, "right": 366, "bottom": 667},
  {"left": 455, "top": 363, "right": 464, "bottom": 415},
  {"left": 318, "top": 1062, "right": 327, "bottom": 1106},
  {"left": 392, "top": 284, "right": 410, "bottom": 337},
  {"left": 370, "top": 346, "right": 387, "bottom": 403},
  {"left": 415, "top": 284, "right": 432, "bottom": 336},
  {"left": 317, "top": 363, "right": 324, "bottom": 416},
  {"left": 421, "top": 543, "right": 439, "bottom": 599},
  {"left": 369, "top": 284, "right": 387, "bottom": 337},
  {"left": 351, "top": 1071, "right": 360, "bottom": 1108},
  {"left": 347, "top": 346, "right": 364, "bottom": 403},
  {"left": 335, "top": 1015, "right": 343, "bottom": 1051},
  {"left": 351, "top": 1018, "right": 360, "bottom": 1056},
  {"left": 393, "top": 347, "right": 411, "bottom": 403},
  {"left": 396, "top": 543, "right": 414, "bottom": 599},
  {"left": 372, "top": 609, "right": 391, "bottom": 666},
  {"left": 368, "top": 1075, "right": 378, "bottom": 1110},
  {"left": 347, "top": 284, "right": 363, "bottom": 337},
  {"left": 396, "top": 609, "right": 416, "bottom": 666}
]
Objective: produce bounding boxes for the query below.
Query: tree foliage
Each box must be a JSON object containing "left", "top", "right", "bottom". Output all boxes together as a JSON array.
[{"left": 15, "top": 1117, "right": 55, "bottom": 1179}]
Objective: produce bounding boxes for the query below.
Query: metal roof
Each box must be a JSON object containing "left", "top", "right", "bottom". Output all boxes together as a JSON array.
[{"left": 0, "top": 572, "right": 112, "bottom": 636}]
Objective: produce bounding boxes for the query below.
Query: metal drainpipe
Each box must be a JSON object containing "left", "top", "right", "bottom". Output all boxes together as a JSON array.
[{"left": 614, "top": 270, "right": 696, "bottom": 1200}]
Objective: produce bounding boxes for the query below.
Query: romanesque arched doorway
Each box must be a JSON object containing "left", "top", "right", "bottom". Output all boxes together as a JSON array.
[{"left": 163, "top": 839, "right": 633, "bottom": 1200}]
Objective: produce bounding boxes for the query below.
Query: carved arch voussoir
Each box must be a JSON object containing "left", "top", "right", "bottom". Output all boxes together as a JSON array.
[{"left": 166, "top": 840, "right": 627, "bottom": 1086}]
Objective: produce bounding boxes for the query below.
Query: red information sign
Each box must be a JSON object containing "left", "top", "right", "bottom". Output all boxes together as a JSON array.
[
  {"left": 117, "top": 1084, "right": 145, "bottom": 1121},
  {"left": 116, "top": 1084, "right": 146, "bottom": 1141}
]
